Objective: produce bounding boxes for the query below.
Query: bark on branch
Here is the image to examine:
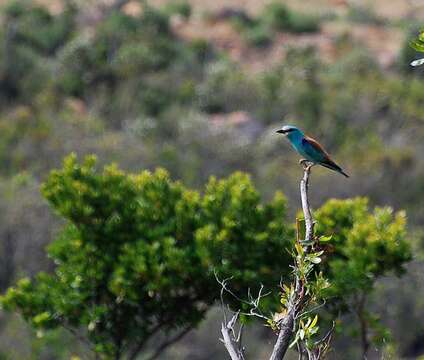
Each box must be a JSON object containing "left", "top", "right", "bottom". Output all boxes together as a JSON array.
[
  {"left": 300, "top": 164, "right": 314, "bottom": 243},
  {"left": 269, "top": 163, "right": 314, "bottom": 360},
  {"left": 269, "top": 307, "right": 296, "bottom": 360},
  {"left": 220, "top": 163, "right": 316, "bottom": 360},
  {"left": 221, "top": 312, "right": 245, "bottom": 360}
]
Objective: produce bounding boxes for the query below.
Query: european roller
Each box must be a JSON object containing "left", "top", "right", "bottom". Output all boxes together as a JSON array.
[{"left": 276, "top": 125, "right": 349, "bottom": 178}]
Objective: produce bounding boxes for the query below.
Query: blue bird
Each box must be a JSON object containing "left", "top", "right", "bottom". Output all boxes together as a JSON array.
[{"left": 276, "top": 125, "right": 349, "bottom": 178}]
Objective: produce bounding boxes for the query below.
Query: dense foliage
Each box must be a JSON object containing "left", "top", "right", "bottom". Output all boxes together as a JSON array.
[
  {"left": 1, "top": 155, "right": 291, "bottom": 359},
  {"left": 316, "top": 198, "right": 410, "bottom": 299},
  {"left": 1, "top": 157, "right": 411, "bottom": 359},
  {"left": 0, "top": 0, "right": 423, "bottom": 358},
  {"left": 232, "top": 2, "right": 320, "bottom": 46},
  {"left": 315, "top": 198, "right": 411, "bottom": 355}
]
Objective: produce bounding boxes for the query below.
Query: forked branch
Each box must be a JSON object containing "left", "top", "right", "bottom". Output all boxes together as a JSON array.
[
  {"left": 220, "top": 162, "right": 331, "bottom": 360},
  {"left": 221, "top": 312, "right": 245, "bottom": 360}
]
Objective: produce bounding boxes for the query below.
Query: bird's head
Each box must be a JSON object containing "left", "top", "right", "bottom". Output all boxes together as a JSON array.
[{"left": 276, "top": 125, "right": 304, "bottom": 139}]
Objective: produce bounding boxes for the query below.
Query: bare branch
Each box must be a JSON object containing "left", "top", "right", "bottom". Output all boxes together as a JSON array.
[
  {"left": 269, "top": 164, "right": 314, "bottom": 360},
  {"left": 221, "top": 312, "right": 245, "bottom": 360},
  {"left": 217, "top": 274, "right": 245, "bottom": 360},
  {"left": 300, "top": 163, "right": 314, "bottom": 243},
  {"left": 269, "top": 307, "right": 296, "bottom": 360},
  {"left": 215, "top": 272, "right": 246, "bottom": 305},
  {"left": 215, "top": 271, "right": 271, "bottom": 322},
  {"left": 219, "top": 162, "right": 330, "bottom": 360}
]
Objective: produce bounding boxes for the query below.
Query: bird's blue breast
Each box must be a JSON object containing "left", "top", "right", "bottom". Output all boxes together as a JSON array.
[
  {"left": 289, "top": 137, "right": 310, "bottom": 160},
  {"left": 287, "top": 135, "right": 317, "bottom": 163}
]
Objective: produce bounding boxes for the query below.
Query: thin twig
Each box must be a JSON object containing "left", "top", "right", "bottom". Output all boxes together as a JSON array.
[
  {"left": 216, "top": 272, "right": 271, "bottom": 321},
  {"left": 315, "top": 321, "right": 335, "bottom": 346},
  {"left": 297, "top": 301, "right": 327, "bottom": 320},
  {"left": 297, "top": 341, "right": 303, "bottom": 360},
  {"left": 215, "top": 272, "right": 246, "bottom": 304}
]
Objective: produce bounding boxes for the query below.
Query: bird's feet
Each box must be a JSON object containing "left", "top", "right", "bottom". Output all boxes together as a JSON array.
[
  {"left": 299, "top": 159, "right": 310, "bottom": 168},
  {"left": 299, "top": 159, "right": 314, "bottom": 170}
]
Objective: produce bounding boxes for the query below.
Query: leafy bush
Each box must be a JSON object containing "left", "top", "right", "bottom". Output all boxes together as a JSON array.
[
  {"left": 197, "top": 59, "right": 259, "bottom": 113},
  {"left": 0, "top": 1, "right": 76, "bottom": 101},
  {"left": 4, "top": 0, "right": 76, "bottom": 55},
  {"left": 243, "top": 24, "right": 272, "bottom": 47},
  {"left": 398, "top": 25, "right": 424, "bottom": 74},
  {"left": 314, "top": 198, "right": 411, "bottom": 351},
  {"left": 316, "top": 198, "right": 411, "bottom": 298},
  {"left": 54, "top": 4, "right": 214, "bottom": 120},
  {"left": 163, "top": 1, "right": 192, "bottom": 19},
  {"left": 233, "top": 2, "right": 320, "bottom": 47},
  {"left": 287, "top": 12, "right": 322, "bottom": 33},
  {"left": 1, "top": 155, "right": 292, "bottom": 359},
  {"left": 346, "top": 4, "right": 386, "bottom": 26},
  {"left": 260, "top": 2, "right": 320, "bottom": 33},
  {"left": 56, "top": 6, "right": 177, "bottom": 95}
]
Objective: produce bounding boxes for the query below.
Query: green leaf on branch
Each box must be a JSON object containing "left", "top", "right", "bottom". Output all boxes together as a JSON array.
[
  {"left": 319, "top": 235, "right": 333, "bottom": 242},
  {"left": 310, "top": 257, "right": 322, "bottom": 264},
  {"left": 295, "top": 242, "right": 304, "bottom": 256}
]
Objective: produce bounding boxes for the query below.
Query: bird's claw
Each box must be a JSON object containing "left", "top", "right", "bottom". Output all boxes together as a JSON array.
[{"left": 299, "top": 159, "right": 312, "bottom": 169}]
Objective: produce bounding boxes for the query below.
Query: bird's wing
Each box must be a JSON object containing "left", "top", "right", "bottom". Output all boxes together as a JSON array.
[
  {"left": 301, "top": 136, "right": 349, "bottom": 177},
  {"left": 302, "top": 136, "right": 344, "bottom": 173},
  {"left": 302, "top": 136, "right": 332, "bottom": 163}
]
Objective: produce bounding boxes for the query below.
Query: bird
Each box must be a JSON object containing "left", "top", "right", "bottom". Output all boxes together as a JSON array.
[{"left": 276, "top": 125, "right": 349, "bottom": 178}]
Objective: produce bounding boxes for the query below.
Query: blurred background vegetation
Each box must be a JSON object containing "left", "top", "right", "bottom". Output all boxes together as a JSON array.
[{"left": 0, "top": 0, "right": 424, "bottom": 359}]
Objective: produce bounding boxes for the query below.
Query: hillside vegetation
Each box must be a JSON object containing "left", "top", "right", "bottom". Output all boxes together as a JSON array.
[{"left": 0, "top": 0, "right": 424, "bottom": 359}]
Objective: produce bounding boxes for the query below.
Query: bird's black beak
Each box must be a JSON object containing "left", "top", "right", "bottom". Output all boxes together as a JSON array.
[{"left": 276, "top": 129, "right": 286, "bottom": 134}]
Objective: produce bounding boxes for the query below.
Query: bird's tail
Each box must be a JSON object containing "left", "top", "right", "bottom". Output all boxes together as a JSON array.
[
  {"left": 339, "top": 169, "right": 349, "bottom": 178},
  {"left": 320, "top": 161, "right": 349, "bottom": 178}
]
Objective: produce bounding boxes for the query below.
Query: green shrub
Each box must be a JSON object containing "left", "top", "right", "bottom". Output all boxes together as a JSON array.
[
  {"left": 346, "top": 4, "right": 386, "bottom": 25},
  {"left": 189, "top": 38, "right": 215, "bottom": 63},
  {"left": 243, "top": 24, "right": 272, "bottom": 47},
  {"left": 314, "top": 198, "right": 411, "bottom": 349},
  {"left": 234, "top": 2, "right": 320, "bottom": 46},
  {"left": 261, "top": 2, "right": 320, "bottom": 33},
  {"left": 260, "top": 2, "right": 292, "bottom": 31},
  {"left": 315, "top": 198, "right": 411, "bottom": 298},
  {"left": 197, "top": 59, "right": 259, "bottom": 113},
  {"left": 287, "top": 12, "right": 321, "bottom": 33},
  {"left": 1, "top": 155, "right": 292, "bottom": 359},
  {"left": 4, "top": 0, "right": 76, "bottom": 55},
  {"left": 0, "top": 1, "right": 76, "bottom": 101},
  {"left": 164, "top": 1, "right": 192, "bottom": 19},
  {"left": 137, "top": 83, "right": 175, "bottom": 116},
  {"left": 398, "top": 25, "right": 424, "bottom": 74}
]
